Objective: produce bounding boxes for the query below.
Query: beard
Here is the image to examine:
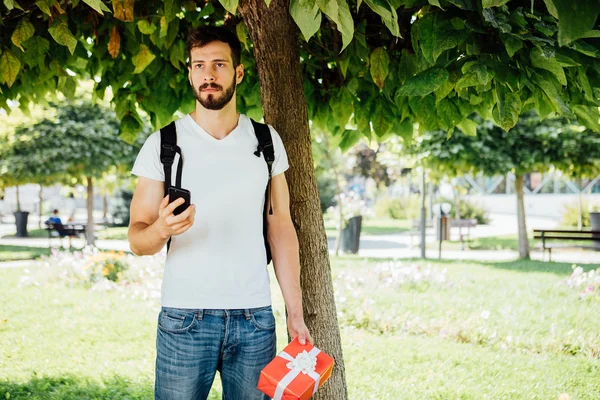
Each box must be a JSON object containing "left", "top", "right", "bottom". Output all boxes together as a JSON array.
[{"left": 193, "top": 74, "right": 237, "bottom": 111}]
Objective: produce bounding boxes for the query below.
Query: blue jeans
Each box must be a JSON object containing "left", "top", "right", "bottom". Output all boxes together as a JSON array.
[{"left": 155, "top": 306, "right": 276, "bottom": 400}]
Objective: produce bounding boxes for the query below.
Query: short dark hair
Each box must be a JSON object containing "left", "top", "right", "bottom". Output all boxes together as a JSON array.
[{"left": 187, "top": 26, "right": 242, "bottom": 67}]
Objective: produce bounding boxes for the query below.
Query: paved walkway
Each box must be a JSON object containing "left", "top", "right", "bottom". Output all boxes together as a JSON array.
[{"left": 1, "top": 213, "right": 599, "bottom": 265}]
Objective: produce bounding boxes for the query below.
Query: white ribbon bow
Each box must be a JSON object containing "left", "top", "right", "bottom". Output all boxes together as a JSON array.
[{"left": 273, "top": 346, "right": 321, "bottom": 400}]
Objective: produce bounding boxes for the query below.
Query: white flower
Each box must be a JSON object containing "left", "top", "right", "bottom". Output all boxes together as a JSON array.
[{"left": 481, "top": 310, "right": 490, "bottom": 320}]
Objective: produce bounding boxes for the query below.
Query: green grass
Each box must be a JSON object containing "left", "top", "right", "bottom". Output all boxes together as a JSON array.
[
  {"left": 1, "top": 257, "right": 599, "bottom": 399},
  {"left": 325, "top": 218, "right": 412, "bottom": 236},
  {"left": 0, "top": 245, "right": 51, "bottom": 261},
  {"left": 1, "top": 226, "right": 129, "bottom": 241}
]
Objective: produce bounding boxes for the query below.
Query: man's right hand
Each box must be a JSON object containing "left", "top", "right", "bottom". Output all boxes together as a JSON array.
[{"left": 156, "top": 195, "right": 196, "bottom": 239}]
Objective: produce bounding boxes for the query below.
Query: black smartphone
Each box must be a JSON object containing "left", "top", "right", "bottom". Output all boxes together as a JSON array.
[{"left": 167, "top": 187, "right": 191, "bottom": 216}]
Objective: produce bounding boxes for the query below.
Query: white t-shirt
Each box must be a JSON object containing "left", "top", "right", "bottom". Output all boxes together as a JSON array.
[{"left": 131, "top": 114, "right": 289, "bottom": 309}]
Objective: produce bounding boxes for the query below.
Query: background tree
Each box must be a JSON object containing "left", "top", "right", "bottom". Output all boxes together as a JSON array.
[
  {"left": 412, "top": 112, "right": 600, "bottom": 259},
  {"left": 1, "top": 1, "right": 599, "bottom": 397},
  {"left": 0, "top": 101, "right": 143, "bottom": 245}
]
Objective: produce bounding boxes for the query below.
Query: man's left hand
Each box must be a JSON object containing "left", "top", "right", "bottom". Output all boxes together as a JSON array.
[{"left": 287, "top": 315, "right": 313, "bottom": 345}]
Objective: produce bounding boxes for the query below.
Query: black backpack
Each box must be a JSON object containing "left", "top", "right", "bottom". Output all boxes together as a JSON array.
[{"left": 159, "top": 118, "right": 275, "bottom": 264}]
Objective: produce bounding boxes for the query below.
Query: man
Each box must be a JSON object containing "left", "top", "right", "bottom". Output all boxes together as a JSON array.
[{"left": 127, "top": 26, "right": 312, "bottom": 400}]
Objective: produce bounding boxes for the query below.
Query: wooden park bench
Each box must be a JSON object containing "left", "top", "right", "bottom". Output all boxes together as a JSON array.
[
  {"left": 45, "top": 222, "right": 86, "bottom": 248},
  {"left": 533, "top": 229, "right": 600, "bottom": 261},
  {"left": 451, "top": 218, "right": 478, "bottom": 250}
]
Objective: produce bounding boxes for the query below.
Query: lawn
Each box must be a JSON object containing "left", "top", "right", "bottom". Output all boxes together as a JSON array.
[
  {"left": 1, "top": 255, "right": 599, "bottom": 399},
  {"left": 436, "top": 233, "right": 597, "bottom": 252},
  {"left": 0, "top": 245, "right": 51, "bottom": 261},
  {"left": 325, "top": 217, "right": 412, "bottom": 236}
]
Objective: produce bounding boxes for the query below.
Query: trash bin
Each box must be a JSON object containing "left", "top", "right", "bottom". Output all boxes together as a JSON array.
[
  {"left": 341, "top": 215, "right": 363, "bottom": 254},
  {"left": 14, "top": 211, "right": 29, "bottom": 238},
  {"left": 591, "top": 212, "right": 600, "bottom": 250},
  {"left": 436, "top": 216, "right": 451, "bottom": 241}
]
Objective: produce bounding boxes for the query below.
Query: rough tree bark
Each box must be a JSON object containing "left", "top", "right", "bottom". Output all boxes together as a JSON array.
[
  {"left": 238, "top": 1, "right": 348, "bottom": 398},
  {"left": 86, "top": 176, "right": 95, "bottom": 246},
  {"left": 514, "top": 174, "right": 530, "bottom": 259}
]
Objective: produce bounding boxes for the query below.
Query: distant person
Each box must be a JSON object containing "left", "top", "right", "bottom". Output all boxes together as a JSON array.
[
  {"left": 65, "top": 193, "right": 76, "bottom": 222},
  {"left": 46, "top": 209, "right": 62, "bottom": 225}
]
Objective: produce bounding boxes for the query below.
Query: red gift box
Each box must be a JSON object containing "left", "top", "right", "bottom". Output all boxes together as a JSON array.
[{"left": 258, "top": 337, "right": 334, "bottom": 400}]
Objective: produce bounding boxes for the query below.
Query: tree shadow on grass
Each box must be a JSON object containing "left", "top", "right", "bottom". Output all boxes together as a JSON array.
[{"left": 0, "top": 375, "right": 223, "bottom": 400}]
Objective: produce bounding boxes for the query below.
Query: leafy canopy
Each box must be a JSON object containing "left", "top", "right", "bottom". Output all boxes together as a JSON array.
[
  {"left": 410, "top": 112, "right": 600, "bottom": 179},
  {"left": 0, "top": 0, "right": 599, "bottom": 146},
  {"left": 0, "top": 101, "right": 144, "bottom": 187}
]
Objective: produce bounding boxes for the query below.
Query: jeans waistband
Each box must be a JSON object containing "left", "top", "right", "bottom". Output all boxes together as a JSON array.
[{"left": 161, "top": 305, "right": 272, "bottom": 320}]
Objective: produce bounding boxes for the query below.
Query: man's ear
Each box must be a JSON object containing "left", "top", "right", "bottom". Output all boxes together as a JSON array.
[{"left": 236, "top": 64, "right": 244, "bottom": 84}]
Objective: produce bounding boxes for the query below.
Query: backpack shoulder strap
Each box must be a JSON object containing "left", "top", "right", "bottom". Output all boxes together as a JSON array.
[
  {"left": 251, "top": 119, "right": 274, "bottom": 177},
  {"left": 159, "top": 121, "right": 182, "bottom": 196}
]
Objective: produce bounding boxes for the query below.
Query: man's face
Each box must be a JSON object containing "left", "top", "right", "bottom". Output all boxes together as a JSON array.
[{"left": 188, "top": 41, "right": 243, "bottom": 111}]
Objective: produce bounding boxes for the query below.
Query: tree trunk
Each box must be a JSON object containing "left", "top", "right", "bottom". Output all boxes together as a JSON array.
[
  {"left": 86, "top": 176, "right": 95, "bottom": 246},
  {"left": 514, "top": 174, "right": 530, "bottom": 259},
  {"left": 103, "top": 193, "right": 109, "bottom": 223},
  {"left": 15, "top": 185, "right": 21, "bottom": 212},
  {"left": 238, "top": 2, "right": 348, "bottom": 399},
  {"left": 578, "top": 180, "right": 583, "bottom": 231},
  {"left": 38, "top": 185, "right": 43, "bottom": 230}
]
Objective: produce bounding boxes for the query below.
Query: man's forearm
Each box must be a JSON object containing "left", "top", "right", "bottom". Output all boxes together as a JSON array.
[
  {"left": 128, "top": 221, "right": 169, "bottom": 256},
  {"left": 269, "top": 221, "right": 304, "bottom": 318}
]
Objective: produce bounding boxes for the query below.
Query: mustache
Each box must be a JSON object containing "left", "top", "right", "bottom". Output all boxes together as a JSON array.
[{"left": 199, "top": 83, "right": 223, "bottom": 91}]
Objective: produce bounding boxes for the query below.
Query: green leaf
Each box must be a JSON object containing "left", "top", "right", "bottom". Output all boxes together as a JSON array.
[
  {"left": 159, "top": 16, "right": 168, "bottom": 38},
  {"left": 354, "top": 99, "right": 372, "bottom": 134},
  {"left": 569, "top": 41, "right": 599, "bottom": 58},
  {"left": 4, "top": 0, "right": 23, "bottom": 10},
  {"left": 437, "top": 98, "right": 463, "bottom": 130},
  {"left": 573, "top": 105, "right": 600, "bottom": 131},
  {"left": 396, "top": 118, "right": 414, "bottom": 144},
  {"left": 236, "top": 22, "right": 249, "bottom": 51},
  {"left": 169, "top": 40, "right": 185, "bottom": 69},
  {"left": 482, "top": 0, "right": 508, "bottom": 7},
  {"left": 132, "top": 44, "right": 156, "bottom": 74},
  {"left": 290, "top": 0, "right": 322, "bottom": 42},
  {"left": 330, "top": 88, "right": 354, "bottom": 128},
  {"left": 11, "top": 19, "right": 35, "bottom": 52},
  {"left": 119, "top": 114, "right": 143, "bottom": 144},
  {"left": 48, "top": 17, "right": 78, "bottom": 55},
  {"left": 317, "top": 0, "right": 354, "bottom": 51},
  {"left": 428, "top": 0, "right": 444, "bottom": 9},
  {"left": 35, "top": 0, "right": 52, "bottom": 16},
  {"left": 372, "top": 100, "right": 393, "bottom": 137},
  {"left": 397, "top": 67, "right": 449, "bottom": 97},
  {"left": 83, "top": 0, "right": 111, "bottom": 14},
  {"left": 364, "top": 0, "right": 400, "bottom": 37},
  {"left": 457, "top": 118, "right": 478, "bottom": 136},
  {"left": 339, "top": 129, "right": 362, "bottom": 152},
  {"left": 0, "top": 48, "right": 21, "bottom": 88},
  {"left": 137, "top": 20, "right": 157, "bottom": 35},
  {"left": 21, "top": 36, "right": 49, "bottom": 68},
  {"left": 530, "top": 47, "right": 566, "bottom": 86},
  {"left": 531, "top": 70, "right": 575, "bottom": 118},
  {"left": 577, "top": 67, "right": 594, "bottom": 103},
  {"left": 164, "top": 0, "right": 177, "bottom": 22},
  {"left": 419, "top": 13, "right": 470, "bottom": 64},
  {"left": 370, "top": 47, "right": 389, "bottom": 90},
  {"left": 409, "top": 95, "right": 438, "bottom": 131},
  {"left": 504, "top": 36, "right": 523, "bottom": 57},
  {"left": 544, "top": 0, "right": 600, "bottom": 46},
  {"left": 493, "top": 84, "right": 521, "bottom": 131},
  {"left": 219, "top": 0, "right": 238, "bottom": 15}
]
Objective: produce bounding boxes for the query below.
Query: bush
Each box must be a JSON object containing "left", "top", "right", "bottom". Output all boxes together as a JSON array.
[
  {"left": 374, "top": 196, "right": 421, "bottom": 220},
  {"left": 110, "top": 188, "right": 133, "bottom": 227},
  {"left": 561, "top": 201, "right": 593, "bottom": 228},
  {"left": 317, "top": 173, "right": 338, "bottom": 213},
  {"left": 439, "top": 196, "right": 490, "bottom": 225}
]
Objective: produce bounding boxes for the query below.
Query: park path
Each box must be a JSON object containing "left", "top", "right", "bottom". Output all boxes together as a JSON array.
[{"left": 1, "top": 213, "right": 599, "bottom": 265}]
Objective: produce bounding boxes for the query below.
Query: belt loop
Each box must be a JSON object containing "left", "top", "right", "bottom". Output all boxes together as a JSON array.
[
  {"left": 244, "top": 308, "right": 251, "bottom": 320},
  {"left": 196, "top": 309, "right": 204, "bottom": 321}
]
